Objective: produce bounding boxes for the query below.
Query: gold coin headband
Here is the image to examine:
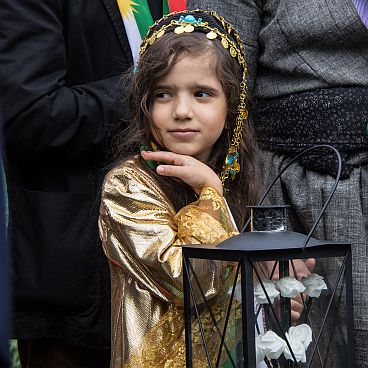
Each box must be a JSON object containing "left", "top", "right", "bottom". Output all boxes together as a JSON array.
[{"left": 138, "top": 9, "right": 249, "bottom": 189}]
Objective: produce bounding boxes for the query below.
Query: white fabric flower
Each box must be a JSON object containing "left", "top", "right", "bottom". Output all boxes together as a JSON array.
[
  {"left": 288, "top": 324, "right": 313, "bottom": 349},
  {"left": 283, "top": 333, "right": 307, "bottom": 363},
  {"left": 301, "top": 273, "right": 328, "bottom": 298},
  {"left": 256, "top": 330, "right": 287, "bottom": 361},
  {"left": 255, "top": 334, "right": 266, "bottom": 363},
  {"left": 276, "top": 276, "right": 305, "bottom": 298},
  {"left": 254, "top": 280, "right": 280, "bottom": 304}
]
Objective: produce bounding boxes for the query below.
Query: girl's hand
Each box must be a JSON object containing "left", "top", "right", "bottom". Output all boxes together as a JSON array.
[{"left": 141, "top": 150, "right": 223, "bottom": 196}]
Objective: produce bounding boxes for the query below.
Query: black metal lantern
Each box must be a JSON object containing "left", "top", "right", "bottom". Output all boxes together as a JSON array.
[{"left": 181, "top": 146, "right": 355, "bottom": 368}]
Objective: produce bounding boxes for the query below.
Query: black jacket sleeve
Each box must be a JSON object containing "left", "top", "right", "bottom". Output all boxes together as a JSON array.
[{"left": 0, "top": 0, "right": 130, "bottom": 157}]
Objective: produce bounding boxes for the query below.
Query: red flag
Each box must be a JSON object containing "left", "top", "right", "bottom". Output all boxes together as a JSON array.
[{"left": 168, "top": 0, "right": 186, "bottom": 12}]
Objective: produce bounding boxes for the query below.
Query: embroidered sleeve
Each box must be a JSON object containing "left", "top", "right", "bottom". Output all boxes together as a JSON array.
[
  {"left": 99, "top": 163, "right": 238, "bottom": 304},
  {"left": 174, "top": 186, "right": 239, "bottom": 245}
]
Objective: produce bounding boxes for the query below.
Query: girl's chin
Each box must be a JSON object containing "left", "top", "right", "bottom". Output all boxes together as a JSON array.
[{"left": 169, "top": 151, "right": 207, "bottom": 162}]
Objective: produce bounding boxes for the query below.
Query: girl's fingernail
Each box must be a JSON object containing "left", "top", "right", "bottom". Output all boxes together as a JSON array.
[{"left": 156, "top": 166, "right": 164, "bottom": 173}]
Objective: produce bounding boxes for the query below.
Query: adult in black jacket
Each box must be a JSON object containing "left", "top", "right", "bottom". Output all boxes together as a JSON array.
[
  {"left": 0, "top": 1, "right": 161, "bottom": 366},
  {"left": 0, "top": 123, "right": 10, "bottom": 368}
]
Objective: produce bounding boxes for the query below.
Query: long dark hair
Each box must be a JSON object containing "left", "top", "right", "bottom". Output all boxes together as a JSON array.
[{"left": 112, "top": 32, "right": 260, "bottom": 229}]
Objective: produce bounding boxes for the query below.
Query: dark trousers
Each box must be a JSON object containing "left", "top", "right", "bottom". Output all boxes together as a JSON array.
[{"left": 17, "top": 339, "right": 110, "bottom": 368}]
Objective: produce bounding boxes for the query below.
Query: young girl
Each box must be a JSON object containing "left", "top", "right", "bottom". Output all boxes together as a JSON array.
[{"left": 99, "top": 9, "right": 260, "bottom": 367}]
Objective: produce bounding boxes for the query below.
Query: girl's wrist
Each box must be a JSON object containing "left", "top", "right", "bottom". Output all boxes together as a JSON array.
[{"left": 201, "top": 180, "right": 223, "bottom": 197}]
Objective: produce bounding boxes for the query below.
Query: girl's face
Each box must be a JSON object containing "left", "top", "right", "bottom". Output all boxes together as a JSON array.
[{"left": 151, "top": 52, "right": 227, "bottom": 162}]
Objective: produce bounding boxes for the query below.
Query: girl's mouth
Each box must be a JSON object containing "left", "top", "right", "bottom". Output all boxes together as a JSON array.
[{"left": 168, "top": 129, "right": 199, "bottom": 138}]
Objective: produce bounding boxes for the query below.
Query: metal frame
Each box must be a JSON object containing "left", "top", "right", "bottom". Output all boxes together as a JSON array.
[{"left": 182, "top": 242, "right": 354, "bottom": 368}]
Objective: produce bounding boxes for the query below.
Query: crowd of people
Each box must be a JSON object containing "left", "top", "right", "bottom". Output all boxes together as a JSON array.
[{"left": 0, "top": 0, "right": 367, "bottom": 367}]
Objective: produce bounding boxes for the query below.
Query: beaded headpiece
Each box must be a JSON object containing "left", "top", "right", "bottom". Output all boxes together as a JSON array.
[{"left": 138, "top": 9, "right": 248, "bottom": 188}]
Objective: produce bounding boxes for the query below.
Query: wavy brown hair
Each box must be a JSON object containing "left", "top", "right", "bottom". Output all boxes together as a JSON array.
[{"left": 113, "top": 32, "right": 260, "bottom": 229}]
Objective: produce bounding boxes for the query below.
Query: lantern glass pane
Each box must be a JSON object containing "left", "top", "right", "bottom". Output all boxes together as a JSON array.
[
  {"left": 306, "top": 255, "right": 348, "bottom": 367},
  {"left": 252, "top": 254, "right": 349, "bottom": 368},
  {"left": 186, "top": 258, "right": 244, "bottom": 368}
]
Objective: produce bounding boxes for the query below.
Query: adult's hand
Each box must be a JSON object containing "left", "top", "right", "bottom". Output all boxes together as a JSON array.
[
  {"left": 261, "top": 258, "right": 316, "bottom": 281},
  {"left": 259, "top": 258, "right": 316, "bottom": 323}
]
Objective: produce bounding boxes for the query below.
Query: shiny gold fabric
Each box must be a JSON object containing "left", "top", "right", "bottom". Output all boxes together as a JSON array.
[{"left": 99, "top": 156, "right": 239, "bottom": 368}]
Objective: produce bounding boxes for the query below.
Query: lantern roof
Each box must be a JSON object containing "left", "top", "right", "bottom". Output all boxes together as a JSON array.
[{"left": 182, "top": 231, "right": 349, "bottom": 252}]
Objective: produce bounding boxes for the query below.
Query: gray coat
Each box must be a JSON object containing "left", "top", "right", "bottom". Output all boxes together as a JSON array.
[
  {"left": 190, "top": 0, "right": 368, "bottom": 97},
  {"left": 188, "top": 0, "right": 368, "bottom": 366}
]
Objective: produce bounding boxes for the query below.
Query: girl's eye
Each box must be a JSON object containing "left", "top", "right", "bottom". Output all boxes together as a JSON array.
[
  {"left": 195, "top": 91, "right": 211, "bottom": 98},
  {"left": 154, "top": 91, "right": 172, "bottom": 99}
]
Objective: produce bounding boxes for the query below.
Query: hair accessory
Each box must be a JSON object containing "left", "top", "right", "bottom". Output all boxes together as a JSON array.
[
  {"left": 222, "top": 146, "right": 240, "bottom": 180},
  {"left": 174, "top": 14, "right": 203, "bottom": 34},
  {"left": 138, "top": 9, "right": 249, "bottom": 189}
]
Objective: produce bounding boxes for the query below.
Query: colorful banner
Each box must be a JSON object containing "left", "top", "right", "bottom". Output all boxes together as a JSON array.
[
  {"left": 117, "top": 0, "right": 186, "bottom": 64},
  {"left": 167, "top": 0, "right": 187, "bottom": 12}
]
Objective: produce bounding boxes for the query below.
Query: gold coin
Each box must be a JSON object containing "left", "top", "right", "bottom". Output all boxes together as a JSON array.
[
  {"left": 206, "top": 31, "right": 217, "bottom": 40},
  {"left": 149, "top": 35, "right": 156, "bottom": 45},
  {"left": 221, "top": 38, "right": 229, "bottom": 48},
  {"left": 174, "top": 26, "right": 185, "bottom": 34},
  {"left": 230, "top": 47, "right": 237, "bottom": 57},
  {"left": 156, "top": 30, "right": 165, "bottom": 38},
  {"left": 184, "top": 24, "right": 194, "bottom": 33}
]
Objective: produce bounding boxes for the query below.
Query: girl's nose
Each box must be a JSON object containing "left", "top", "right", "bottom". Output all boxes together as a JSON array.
[{"left": 173, "top": 96, "right": 193, "bottom": 120}]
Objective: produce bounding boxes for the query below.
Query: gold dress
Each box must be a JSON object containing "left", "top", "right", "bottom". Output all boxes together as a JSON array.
[{"left": 99, "top": 156, "right": 239, "bottom": 368}]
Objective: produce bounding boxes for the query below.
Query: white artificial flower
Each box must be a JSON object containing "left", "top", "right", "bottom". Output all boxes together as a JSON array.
[
  {"left": 255, "top": 334, "right": 266, "bottom": 363},
  {"left": 283, "top": 333, "right": 307, "bottom": 363},
  {"left": 288, "top": 324, "right": 313, "bottom": 349},
  {"left": 256, "top": 330, "right": 287, "bottom": 361},
  {"left": 301, "top": 273, "right": 328, "bottom": 298},
  {"left": 254, "top": 280, "right": 280, "bottom": 304},
  {"left": 276, "top": 276, "right": 305, "bottom": 298}
]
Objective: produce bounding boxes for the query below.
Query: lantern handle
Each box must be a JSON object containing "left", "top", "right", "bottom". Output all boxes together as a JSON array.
[{"left": 241, "top": 144, "right": 342, "bottom": 248}]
